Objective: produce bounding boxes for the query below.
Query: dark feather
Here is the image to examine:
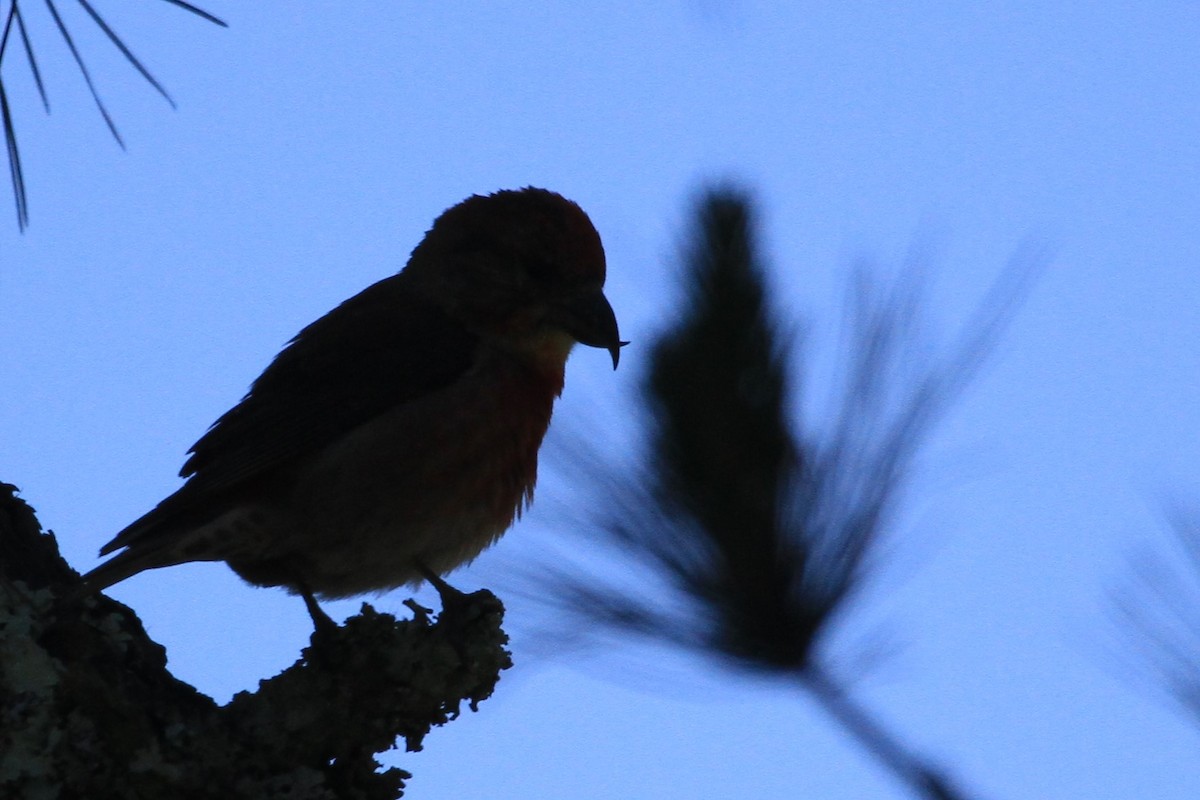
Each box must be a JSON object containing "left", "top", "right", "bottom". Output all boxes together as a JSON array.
[{"left": 101, "top": 272, "right": 480, "bottom": 554}]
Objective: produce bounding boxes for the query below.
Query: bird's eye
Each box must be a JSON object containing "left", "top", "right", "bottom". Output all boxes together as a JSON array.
[{"left": 524, "top": 257, "right": 557, "bottom": 285}]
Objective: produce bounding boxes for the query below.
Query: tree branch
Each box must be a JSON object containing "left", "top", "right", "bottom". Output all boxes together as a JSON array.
[{"left": 0, "top": 481, "right": 511, "bottom": 800}]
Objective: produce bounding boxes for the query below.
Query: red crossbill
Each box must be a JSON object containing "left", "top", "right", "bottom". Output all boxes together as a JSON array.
[{"left": 77, "top": 188, "right": 623, "bottom": 617}]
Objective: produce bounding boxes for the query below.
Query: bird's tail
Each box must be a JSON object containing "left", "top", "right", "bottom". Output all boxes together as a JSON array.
[
  {"left": 67, "top": 502, "right": 269, "bottom": 604},
  {"left": 65, "top": 541, "right": 212, "bottom": 605}
]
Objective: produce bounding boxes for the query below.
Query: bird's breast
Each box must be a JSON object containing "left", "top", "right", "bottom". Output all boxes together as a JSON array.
[{"left": 273, "top": 350, "right": 563, "bottom": 597}]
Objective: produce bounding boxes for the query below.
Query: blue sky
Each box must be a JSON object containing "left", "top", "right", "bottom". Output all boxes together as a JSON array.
[{"left": 2, "top": 3, "right": 1198, "bottom": 798}]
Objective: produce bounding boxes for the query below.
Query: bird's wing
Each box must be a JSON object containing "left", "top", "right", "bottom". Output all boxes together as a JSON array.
[{"left": 101, "top": 272, "right": 479, "bottom": 554}]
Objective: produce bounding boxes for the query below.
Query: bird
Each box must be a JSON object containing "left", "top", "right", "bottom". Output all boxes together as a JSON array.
[{"left": 75, "top": 187, "right": 624, "bottom": 624}]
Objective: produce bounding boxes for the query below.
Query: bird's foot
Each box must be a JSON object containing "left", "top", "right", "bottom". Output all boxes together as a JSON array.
[
  {"left": 299, "top": 584, "right": 339, "bottom": 637},
  {"left": 418, "top": 564, "right": 468, "bottom": 610},
  {"left": 417, "top": 564, "right": 503, "bottom": 634}
]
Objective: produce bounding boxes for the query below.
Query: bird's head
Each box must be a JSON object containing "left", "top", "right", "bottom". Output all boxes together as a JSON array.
[{"left": 405, "top": 188, "right": 625, "bottom": 369}]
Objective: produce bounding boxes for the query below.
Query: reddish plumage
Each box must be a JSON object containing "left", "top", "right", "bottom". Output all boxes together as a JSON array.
[{"left": 78, "top": 188, "right": 622, "bottom": 602}]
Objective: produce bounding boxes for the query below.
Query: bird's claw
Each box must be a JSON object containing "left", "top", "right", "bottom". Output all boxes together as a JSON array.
[{"left": 300, "top": 584, "right": 339, "bottom": 637}]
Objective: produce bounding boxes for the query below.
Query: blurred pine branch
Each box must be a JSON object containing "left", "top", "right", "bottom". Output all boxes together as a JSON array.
[
  {"left": 532, "top": 185, "right": 1039, "bottom": 800},
  {"left": 1116, "top": 504, "right": 1200, "bottom": 726}
]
